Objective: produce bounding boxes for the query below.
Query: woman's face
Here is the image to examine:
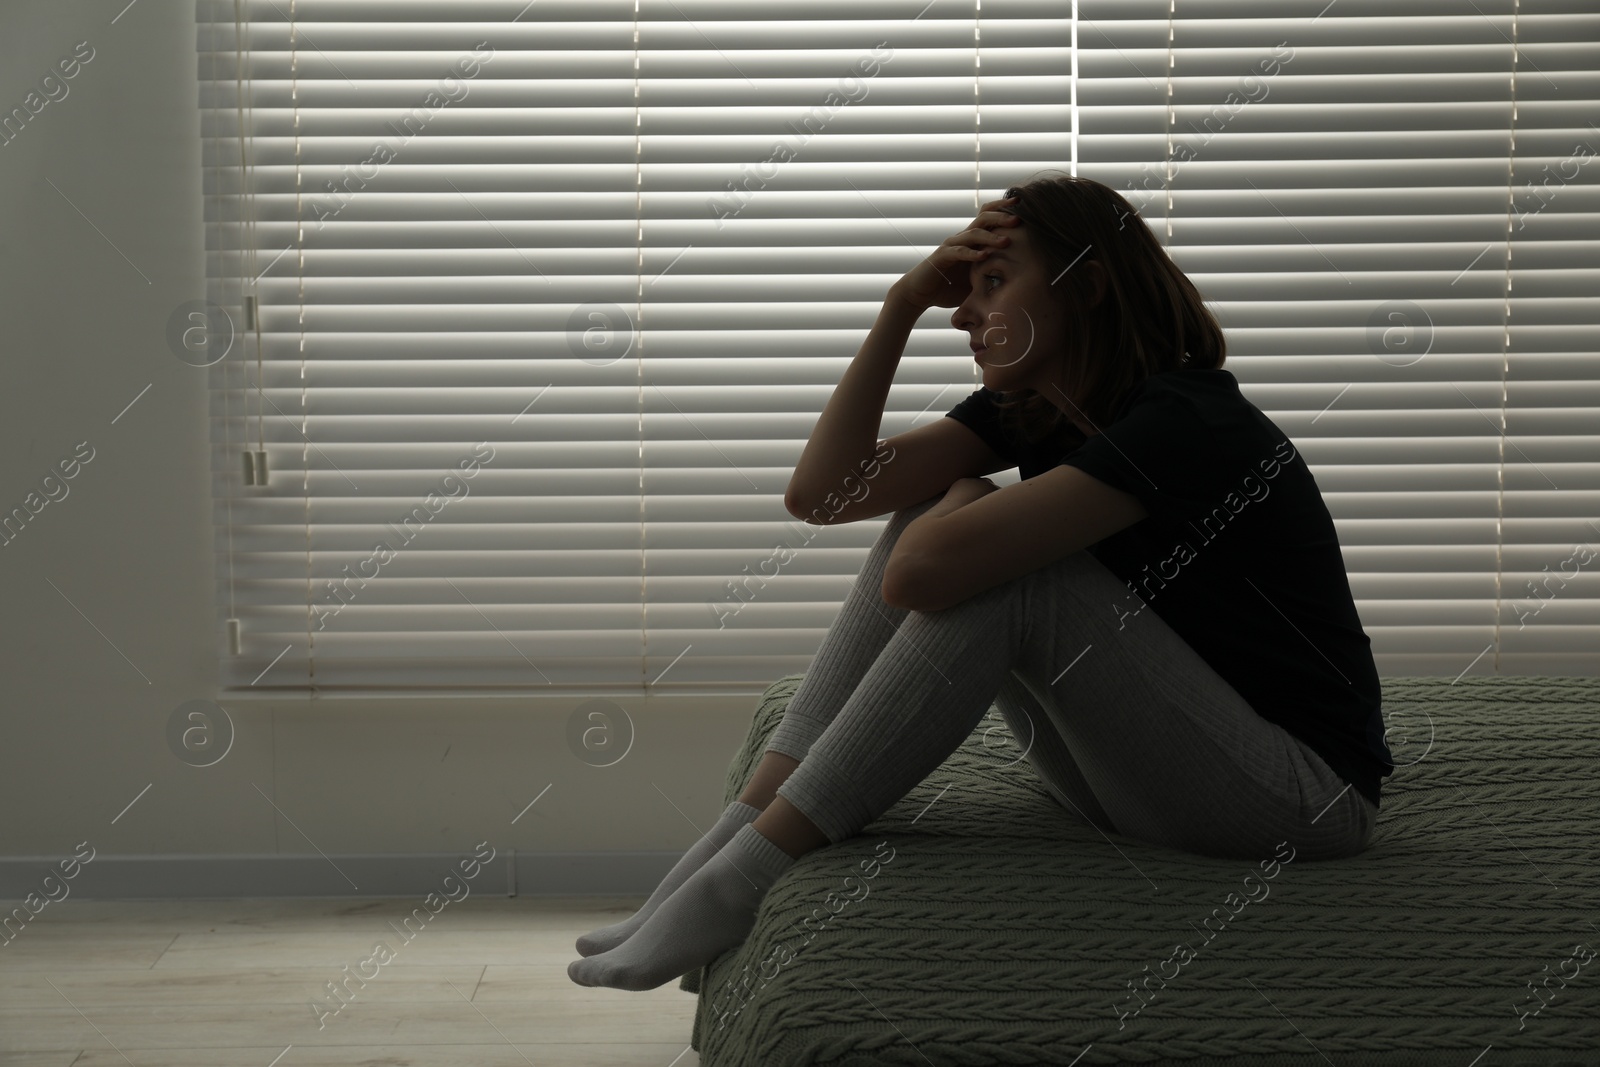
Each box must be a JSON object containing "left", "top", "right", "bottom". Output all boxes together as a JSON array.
[{"left": 950, "top": 222, "right": 1102, "bottom": 435}]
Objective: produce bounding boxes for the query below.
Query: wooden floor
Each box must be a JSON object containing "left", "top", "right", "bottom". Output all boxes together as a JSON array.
[{"left": 0, "top": 896, "right": 702, "bottom": 1066}]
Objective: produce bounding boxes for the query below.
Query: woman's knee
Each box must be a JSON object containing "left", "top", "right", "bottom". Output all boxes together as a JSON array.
[
  {"left": 887, "top": 494, "right": 943, "bottom": 530},
  {"left": 860, "top": 496, "right": 943, "bottom": 578},
  {"left": 872, "top": 495, "right": 944, "bottom": 553}
]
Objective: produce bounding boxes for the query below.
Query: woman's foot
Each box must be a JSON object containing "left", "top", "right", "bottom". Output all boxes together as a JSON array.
[
  {"left": 574, "top": 800, "right": 762, "bottom": 957},
  {"left": 567, "top": 823, "right": 796, "bottom": 990}
]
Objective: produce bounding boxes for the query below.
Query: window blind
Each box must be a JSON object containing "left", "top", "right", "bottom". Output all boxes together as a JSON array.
[
  {"left": 195, "top": 0, "right": 1075, "bottom": 695},
  {"left": 196, "top": 0, "right": 1597, "bottom": 698},
  {"left": 1078, "top": 0, "right": 1598, "bottom": 676}
]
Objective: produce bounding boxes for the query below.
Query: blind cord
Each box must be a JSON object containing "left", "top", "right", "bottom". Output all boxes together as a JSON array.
[
  {"left": 1162, "top": 0, "right": 1174, "bottom": 246},
  {"left": 1491, "top": 0, "right": 1520, "bottom": 674},
  {"left": 634, "top": 0, "right": 646, "bottom": 690},
  {"left": 221, "top": 3, "right": 240, "bottom": 639},
  {"left": 972, "top": 0, "right": 982, "bottom": 383},
  {"left": 290, "top": 0, "right": 316, "bottom": 694}
]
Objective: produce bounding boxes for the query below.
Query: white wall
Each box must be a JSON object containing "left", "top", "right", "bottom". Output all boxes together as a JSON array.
[{"left": 0, "top": 0, "right": 761, "bottom": 892}]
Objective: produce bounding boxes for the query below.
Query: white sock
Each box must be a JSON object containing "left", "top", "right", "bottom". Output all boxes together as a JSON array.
[
  {"left": 575, "top": 799, "right": 763, "bottom": 958},
  {"left": 567, "top": 822, "right": 796, "bottom": 991}
]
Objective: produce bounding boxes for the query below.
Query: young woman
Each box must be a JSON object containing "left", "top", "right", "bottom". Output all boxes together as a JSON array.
[{"left": 569, "top": 172, "right": 1395, "bottom": 992}]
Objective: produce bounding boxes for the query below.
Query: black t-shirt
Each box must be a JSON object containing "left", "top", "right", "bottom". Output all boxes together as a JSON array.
[{"left": 944, "top": 369, "right": 1394, "bottom": 809}]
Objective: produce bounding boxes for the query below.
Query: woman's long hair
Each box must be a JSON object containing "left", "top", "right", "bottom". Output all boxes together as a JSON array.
[{"left": 988, "top": 170, "right": 1226, "bottom": 446}]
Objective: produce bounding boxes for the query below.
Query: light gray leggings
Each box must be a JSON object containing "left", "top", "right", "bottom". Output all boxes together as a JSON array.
[{"left": 766, "top": 493, "right": 1379, "bottom": 862}]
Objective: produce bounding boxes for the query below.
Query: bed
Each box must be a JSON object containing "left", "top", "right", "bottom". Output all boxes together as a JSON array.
[{"left": 678, "top": 672, "right": 1600, "bottom": 1066}]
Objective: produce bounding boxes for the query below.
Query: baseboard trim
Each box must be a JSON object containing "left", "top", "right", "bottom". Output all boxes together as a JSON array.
[{"left": 0, "top": 849, "right": 679, "bottom": 900}]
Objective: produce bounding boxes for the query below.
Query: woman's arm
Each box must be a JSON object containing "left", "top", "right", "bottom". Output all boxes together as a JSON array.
[
  {"left": 883, "top": 477, "right": 1000, "bottom": 604},
  {"left": 899, "top": 477, "right": 999, "bottom": 528},
  {"left": 786, "top": 194, "right": 1021, "bottom": 512},
  {"left": 883, "top": 476, "right": 992, "bottom": 607},
  {"left": 785, "top": 290, "right": 922, "bottom": 512}
]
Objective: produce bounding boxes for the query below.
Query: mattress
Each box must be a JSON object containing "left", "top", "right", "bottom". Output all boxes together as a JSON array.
[{"left": 678, "top": 673, "right": 1600, "bottom": 1066}]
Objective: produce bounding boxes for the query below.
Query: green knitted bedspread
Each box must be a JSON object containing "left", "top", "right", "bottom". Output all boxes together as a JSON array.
[{"left": 677, "top": 674, "right": 1600, "bottom": 1066}]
